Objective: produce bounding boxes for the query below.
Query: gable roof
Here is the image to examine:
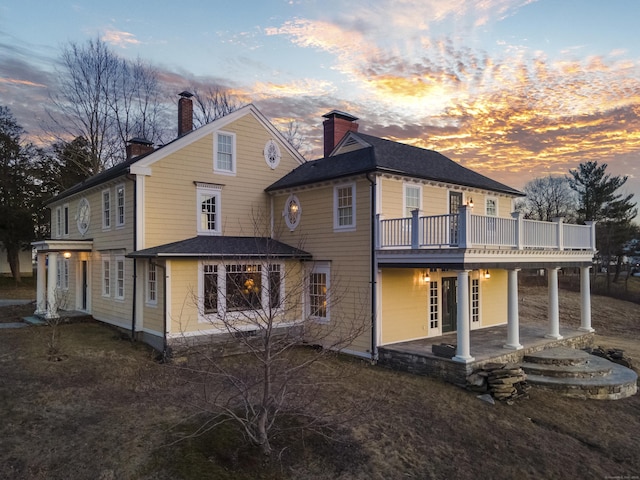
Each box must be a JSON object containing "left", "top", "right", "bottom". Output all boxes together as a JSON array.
[
  {"left": 127, "top": 236, "right": 312, "bottom": 259},
  {"left": 266, "top": 132, "right": 523, "bottom": 196},
  {"left": 48, "top": 104, "right": 305, "bottom": 204}
]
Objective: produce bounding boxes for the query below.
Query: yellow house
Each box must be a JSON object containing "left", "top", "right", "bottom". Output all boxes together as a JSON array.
[{"left": 33, "top": 103, "right": 596, "bottom": 368}]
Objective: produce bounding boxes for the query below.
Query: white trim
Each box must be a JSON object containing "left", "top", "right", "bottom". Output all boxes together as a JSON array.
[
  {"left": 102, "top": 189, "right": 111, "bottom": 230},
  {"left": 146, "top": 261, "right": 158, "bottom": 306},
  {"left": 115, "top": 183, "right": 126, "bottom": 228},
  {"left": 101, "top": 255, "right": 111, "bottom": 297},
  {"left": 485, "top": 196, "right": 498, "bottom": 217},
  {"left": 136, "top": 175, "right": 145, "bottom": 250},
  {"left": 307, "top": 262, "right": 331, "bottom": 323},
  {"left": 168, "top": 320, "right": 302, "bottom": 338},
  {"left": 214, "top": 130, "right": 236, "bottom": 175},
  {"left": 165, "top": 261, "right": 172, "bottom": 335},
  {"left": 337, "top": 348, "right": 372, "bottom": 359},
  {"left": 333, "top": 183, "right": 356, "bottom": 231},
  {"left": 54, "top": 206, "right": 62, "bottom": 238},
  {"left": 283, "top": 194, "right": 301, "bottom": 231},
  {"left": 196, "top": 184, "right": 223, "bottom": 235},
  {"left": 115, "top": 255, "right": 125, "bottom": 300},
  {"left": 403, "top": 183, "right": 422, "bottom": 217}
]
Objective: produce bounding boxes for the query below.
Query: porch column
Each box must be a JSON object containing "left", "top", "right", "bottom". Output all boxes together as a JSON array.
[
  {"left": 545, "top": 267, "right": 562, "bottom": 340},
  {"left": 453, "top": 270, "right": 474, "bottom": 363},
  {"left": 46, "top": 252, "right": 59, "bottom": 319},
  {"left": 35, "top": 252, "right": 47, "bottom": 315},
  {"left": 504, "top": 268, "right": 523, "bottom": 350},
  {"left": 579, "top": 266, "right": 594, "bottom": 332}
]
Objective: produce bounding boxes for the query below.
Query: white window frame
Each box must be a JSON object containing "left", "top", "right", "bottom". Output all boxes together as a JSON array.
[
  {"left": 403, "top": 184, "right": 422, "bottom": 218},
  {"left": 102, "top": 189, "right": 111, "bottom": 230},
  {"left": 485, "top": 196, "right": 498, "bottom": 217},
  {"left": 55, "top": 206, "right": 62, "bottom": 238},
  {"left": 116, "top": 184, "right": 125, "bottom": 227},
  {"left": 214, "top": 131, "right": 236, "bottom": 175},
  {"left": 307, "top": 263, "right": 330, "bottom": 323},
  {"left": 115, "top": 256, "right": 125, "bottom": 300},
  {"left": 146, "top": 261, "right": 157, "bottom": 305},
  {"left": 56, "top": 257, "right": 69, "bottom": 290},
  {"left": 201, "top": 263, "right": 219, "bottom": 316},
  {"left": 283, "top": 194, "right": 301, "bottom": 231},
  {"left": 102, "top": 256, "right": 111, "bottom": 297},
  {"left": 267, "top": 263, "right": 284, "bottom": 311},
  {"left": 471, "top": 277, "right": 480, "bottom": 328},
  {"left": 429, "top": 280, "right": 439, "bottom": 333},
  {"left": 333, "top": 183, "right": 356, "bottom": 231},
  {"left": 196, "top": 184, "right": 223, "bottom": 235}
]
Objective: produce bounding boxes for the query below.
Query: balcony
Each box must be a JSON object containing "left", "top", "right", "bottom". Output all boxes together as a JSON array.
[{"left": 377, "top": 206, "right": 596, "bottom": 267}]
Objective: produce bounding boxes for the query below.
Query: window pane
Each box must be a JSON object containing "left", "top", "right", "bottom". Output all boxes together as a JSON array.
[
  {"left": 337, "top": 186, "right": 353, "bottom": 226},
  {"left": 117, "top": 186, "right": 125, "bottom": 225},
  {"left": 226, "top": 264, "right": 261, "bottom": 311},
  {"left": 200, "top": 194, "right": 217, "bottom": 231},
  {"left": 117, "top": 260, "right": 124, "bottom": 298},
  {"left": 217, "top": 134, "right": 233, "bottom": 171},
  {"left": 204, "top": 264, "right": 217, "bottom": 313},
  {"left": 309, "top": 272, "right": 327, "bottom": 318},
  {"left": 148, "top": 263, "right": 157, "bottom": 302},
  {"left": 268, "top": 264, "right": 281, "bottom": 310},
  {"left": 405, "top": 186, "right": 420, "bottom": 217},
  {"left": 103, "top": 191, "right": 111, "bottom": 228}
]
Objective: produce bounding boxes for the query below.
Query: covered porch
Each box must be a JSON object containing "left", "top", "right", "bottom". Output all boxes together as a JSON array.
[{"left": 378, "top": 321, "right": 595, "bottom": 385}]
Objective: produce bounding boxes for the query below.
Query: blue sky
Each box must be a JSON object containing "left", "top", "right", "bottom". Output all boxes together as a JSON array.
[{"left": 1, "top": 0, "right": 639, "bottom": 208}]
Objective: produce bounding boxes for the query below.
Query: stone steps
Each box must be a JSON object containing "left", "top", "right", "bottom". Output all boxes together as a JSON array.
[{"left": 521, "top": 347, "right": 637, "bottom": 400}]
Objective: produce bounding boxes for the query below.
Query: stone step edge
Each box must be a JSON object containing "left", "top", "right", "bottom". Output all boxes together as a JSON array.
[
  {"left": 525, "top": 373, "right": 637, "bottom": 400},
  {"left": 525, "top": 364, "right": 637, "bottom": 388},
  {"left": 521, "top": 359, "right": 613, "bottom": 379}
]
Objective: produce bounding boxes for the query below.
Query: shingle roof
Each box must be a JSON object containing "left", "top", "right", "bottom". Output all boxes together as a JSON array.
[
  {"left": 127, "top": 236, "right": 312, "bottom": 259},
  {"left": 267, "top": 132, "right": 523, "bottom": 196}
]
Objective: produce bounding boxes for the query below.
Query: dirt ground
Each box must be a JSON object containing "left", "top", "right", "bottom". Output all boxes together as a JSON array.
[{"left": 0, "top": 286, "right": 639, "bottom": 479}]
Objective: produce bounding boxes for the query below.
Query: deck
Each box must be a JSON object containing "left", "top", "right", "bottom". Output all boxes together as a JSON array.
[{"left": 377, "top": 323, "right": 595, "bottom": 385}]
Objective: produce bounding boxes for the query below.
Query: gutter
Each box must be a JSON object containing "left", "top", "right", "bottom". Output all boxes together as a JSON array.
[{"left": 365, "top": 172, "right": 378, "bottom": 362}]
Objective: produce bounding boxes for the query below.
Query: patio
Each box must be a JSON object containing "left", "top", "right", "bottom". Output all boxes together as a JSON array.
[{"left": 377, "top": 322, "right": 595, "bottom": 385}]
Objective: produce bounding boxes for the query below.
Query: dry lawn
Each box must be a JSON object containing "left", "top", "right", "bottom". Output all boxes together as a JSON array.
[{"left": 0, "top": 285, "right": 639, "bottom": 479}]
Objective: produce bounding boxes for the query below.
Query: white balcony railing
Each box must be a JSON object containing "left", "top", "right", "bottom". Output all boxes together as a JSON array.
[{"left": 378, "top": 206, "right": 596, "bottom": 251}]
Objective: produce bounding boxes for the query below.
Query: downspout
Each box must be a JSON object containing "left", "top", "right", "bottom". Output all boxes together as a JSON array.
[
  {"left": 130, "top": 174, "right": 137, "bottom": 341},
  {"left": 151, "top": 259, "right": 168, "bottom": 360},
  {"left": 365, "top": 172, "right": 378, "bottom": 362}
]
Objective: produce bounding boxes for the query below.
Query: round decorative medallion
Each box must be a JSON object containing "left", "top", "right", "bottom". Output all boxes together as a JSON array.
[
  {"left": 283, "top": 194, "right": 301, "bottom": 231},
  {"left": 77, "top": 198, "right": 90, "bottom": 235},
  {"left": 264, "top": 139, "right": 281, "bottom": 169}
]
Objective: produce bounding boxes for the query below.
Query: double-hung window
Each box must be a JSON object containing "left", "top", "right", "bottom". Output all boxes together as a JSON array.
[
  {"left": 215, "top": 132, "right": 235, "bottom": 174},
  {"left": 56, "top": 257, "right": 69, "bottom": 290},
  {"left": 102, "top": 190, "right": 111, "bottom": 229},
  {"left": 268, "top": 264, "right": 282, "bottom": 310},
  {"left": 203, "top": 264, "right": 218, "bottom": 314},
  {"left": 102, "top": 256, "right": 111, "bottom": 297},
  {"left": 486, "top": 197, "right": 497, "bottom": 217},
  {"left": 147, "top": 262, "right": 157, "bottom": 305},
  {"left": 226, "top": 264, "right": 262, "bottom": 312},
  {"left": 196, "top": 183, "right": 222, "bottom": 235},
  {"left": 63, "top": 204, "right": 69, "bottom": 236},
  {"left": 334, "top": 183, "right": 355, "bottom": 231},
  {"left": 404, "top": 184, "right": 421, "bottom": 217},
  {"left": 115, "top": 256, "right": 125, "bottom": 300},
  {"left": 116, "top": 184, "right": 125, "bottom": 227},
  {"left": 55, "top": 207, "right": 62, "bottom": 238},
  {"left": 308, "top": 263, "right": 330, "bottom": 322}
]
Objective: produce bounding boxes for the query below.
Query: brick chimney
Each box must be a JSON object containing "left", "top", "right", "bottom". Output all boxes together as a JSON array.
[
  {"left": 322, "top": 110, "right": 359, "bottom": 157},
  {"left": 126, "top": 138, "right": 154, "bottom": 160},
  {"left": 178, "top": 91, "right": 194, "bottom": 137}
]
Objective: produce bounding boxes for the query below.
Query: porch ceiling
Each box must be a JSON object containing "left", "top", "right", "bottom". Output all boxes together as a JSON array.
[
  {"left": 32, "top": 239, "right": 94, "bottom": 253},
  {"left": 376, "top": 247, "right": 594, "bottom": 269}
]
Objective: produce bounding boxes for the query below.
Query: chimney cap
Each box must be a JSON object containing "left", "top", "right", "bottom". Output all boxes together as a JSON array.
[
  {"left": 178, "top": 91, "right": 194, "bottom": 98},
  {"left": 322, "top": 110, "right": 358, "bottom": 122},
  {"left": 127, "top": 137, "right": 154, "bottom": 146}
]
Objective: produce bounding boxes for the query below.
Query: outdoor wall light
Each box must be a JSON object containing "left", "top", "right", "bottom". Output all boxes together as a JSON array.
[
  {"left": 484, "top": 269, "right": 491, "bottom": 279},
  {"left": 423, "top": 269, "right": 431, "bottom": 283},
  {"left": 63, "top": 252, "right": 72, "bottom": 259},
  {"left": 467, "top": 197, "right": 474, "bottom": 208}
]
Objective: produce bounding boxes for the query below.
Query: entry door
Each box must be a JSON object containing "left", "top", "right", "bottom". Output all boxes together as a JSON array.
[
  {"left": 442, "top": 277, "right": 457, "bottom": 333},
  {"left": 449, "top": 191, "right": 462, "bottom": 245},
  {"left": 81, "top": 260, "right": 88, "bottom": 310}
]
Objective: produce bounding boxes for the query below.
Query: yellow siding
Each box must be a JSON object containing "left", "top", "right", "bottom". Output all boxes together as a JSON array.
[
  {"left": 272, "top": 178, "right": 372, "bottom": 354},
  {"left": 480, "top": 269, "right": 508, "bottom": 326},
  {"left": 144, "top": 113, "right": 302, "bottom": 247},
  {"left": 167, "top": 260, "right": 200, "bottom": 334},
  {"left": 380, "top": 269, "right": 429, "bottom": 344}
]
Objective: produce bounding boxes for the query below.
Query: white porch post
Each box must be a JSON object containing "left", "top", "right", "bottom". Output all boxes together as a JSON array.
[
  {"left": 46, "top": 252, "right": 59, "bottom": 319},
  {"left": 453, "top": 270, "right": 474, "bottom": 363},
  {"left": 35, "top": 252, "right": 47, "bottom": 315},
  {"left": 504, "top": 268, "right": 523, "bottom": 349},
  {"left": 545, "top": 267, "right": 563, "bottom": 339},
  {"left": 579, "top": 266, "right": 594, "bottom": 332}
]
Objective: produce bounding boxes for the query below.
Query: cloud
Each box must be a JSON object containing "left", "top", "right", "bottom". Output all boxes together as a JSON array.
[{"left": 101, "top": 30, "right": 141, "bottom": 48}]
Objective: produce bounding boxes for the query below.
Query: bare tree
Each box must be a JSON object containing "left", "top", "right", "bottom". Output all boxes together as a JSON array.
[
  {"left": 191, "top": 86, "right": 241, "bottom": 127},
  {"left": 47, "top": 38, "right": 166, "bottom": 174},
  {"left": 515, "top": 175, "right": 577, "bottom": 222},
  {"left": 280, "top": 120, "right": 311, "bottom": 159},
  {"left": 171, "top": 235, "right": 368, "bottom": 457}
]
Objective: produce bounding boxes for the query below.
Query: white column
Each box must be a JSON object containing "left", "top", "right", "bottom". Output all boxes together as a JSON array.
[
  {"left": 46, "top": 252, "right": 59, "bottom": 319},
  {"left": 579, "top": 266, "right": 594, "bottom": 332},
  {"left": 545, "top": 267, "right": 562, "bottom": 339},
  {"left": 35, "top": 252, "right": 47, "bottom": 315},
  {"left": 504, "top": 268, "right": 523, "bottom": 349},
  {"left": 453, "top": 270, "right": 474, "bottom": 363}
]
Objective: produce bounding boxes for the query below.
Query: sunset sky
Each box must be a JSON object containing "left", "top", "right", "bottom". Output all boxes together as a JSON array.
[{"left": 1, "top": 0, "right": 639, "bottom": 210}]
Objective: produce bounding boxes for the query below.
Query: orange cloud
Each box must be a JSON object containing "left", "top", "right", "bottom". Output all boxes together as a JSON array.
[
  {"left": 0, "top": 77, "right": 46, "bottom": 88},
  {"left": 102, "top": 30, "right": 141, "bottom": 48}
]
